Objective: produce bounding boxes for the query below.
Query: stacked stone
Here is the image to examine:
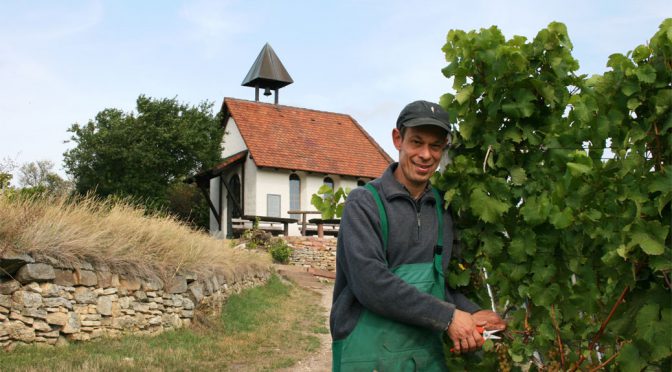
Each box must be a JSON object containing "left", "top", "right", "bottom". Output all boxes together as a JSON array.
[
  {"left": 0, "top": 253, "right": 271, "bottom": 351},
  {"left": 284, "top": 236, "right": 337, "bottom": 271}
]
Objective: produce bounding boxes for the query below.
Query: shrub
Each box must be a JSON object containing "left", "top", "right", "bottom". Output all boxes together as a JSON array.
[
  {"left": 240, "top": 226, "right": 272, "bottom": 250},
  {"left": 268, "top": 238, "right": 292, "bottom": 264}
]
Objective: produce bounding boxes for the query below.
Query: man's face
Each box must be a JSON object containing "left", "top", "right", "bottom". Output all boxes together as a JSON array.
[{"left": 392, "top": 125, "right": 448, "bottom": 194}]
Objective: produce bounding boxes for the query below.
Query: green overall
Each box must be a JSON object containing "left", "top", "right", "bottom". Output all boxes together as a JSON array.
[{"left": 332, "top": 184, "right": 448, "bottom": 372}]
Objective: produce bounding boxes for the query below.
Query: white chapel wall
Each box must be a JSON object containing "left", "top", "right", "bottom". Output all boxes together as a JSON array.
[
  {"left": 243, "top": 156, "right": 257, "bottom": 216},
  {"left": 255, "top": 169, "right": 371, "bottom": 236},
  {"left": 221, "top": 117, "right": 247, "bottom": 158},
  {"left": 255, "top": 169, "right": 290, "bottom": 217}
]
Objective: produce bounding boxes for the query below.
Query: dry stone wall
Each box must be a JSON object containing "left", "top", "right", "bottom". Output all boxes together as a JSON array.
[
  {"left": 0, "top": 253, "right": 270, "bottom": 351},
  {"left": 285, "top": 236, "right": 336, "bottom": 271}
]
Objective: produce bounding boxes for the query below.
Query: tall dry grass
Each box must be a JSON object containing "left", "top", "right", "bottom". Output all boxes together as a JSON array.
[{"left": 0, "top": 194, "right": 270, "bottom": 281}]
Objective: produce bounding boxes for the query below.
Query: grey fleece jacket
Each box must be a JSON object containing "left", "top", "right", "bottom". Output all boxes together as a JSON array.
[{"left": 330, "top": 163, "right": 481, "bottom": 340}]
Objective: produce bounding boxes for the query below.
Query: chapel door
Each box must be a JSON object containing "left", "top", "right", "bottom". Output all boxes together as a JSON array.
[{"left": 226, "top": 175, "right": 241, "bottom": 238}]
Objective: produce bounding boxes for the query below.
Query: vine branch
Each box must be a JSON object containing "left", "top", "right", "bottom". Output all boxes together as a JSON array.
[
  {"left": 520, "top": 300, "right": 533, "bottom": 343},
  {"left": 588, "top": 349, "right": 621, "bottom": 372},
  {"left": 663, "top": 270, "right": 671, "bottom": 290},
  {"left": 569, "top": 286, "right": 630, "bottom": 372},
  {"left": 550, "top": 305, "right": 566, "bottom": 370}
]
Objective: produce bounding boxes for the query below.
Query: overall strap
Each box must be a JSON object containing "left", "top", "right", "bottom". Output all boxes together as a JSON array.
[
  {"left": 364, "top": 184, "right": 388, "bottom": 257},
  {"left": 431, "top": 187, "right": 444, "bottom": 275},
  {"left": 432, "top": 187, "right": 444, "bottom": 249}
]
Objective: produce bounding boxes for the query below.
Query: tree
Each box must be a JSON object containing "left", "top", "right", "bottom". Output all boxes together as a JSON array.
[
  {"left": 63, "top": 95, "right": 224, "bottom": 228},
  {"left": 0, "top": 156, "right": 17, "bottom": 191},
  {"left": 18, "top": 160, "right": 70, "bottom": 196},
  {"left": 436, "top": 20, "right": 671, "bottom": 370},
  {"left": 0, "top": 173, "right": 10, "bottom": 191}
]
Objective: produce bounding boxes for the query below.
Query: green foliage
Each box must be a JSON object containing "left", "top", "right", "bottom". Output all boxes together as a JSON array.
[
  {"left": 63, "top": 95, "right": 223, "bottom": 229},
  {"left": 1, "top": 185, "right": 49, "bottom": 200},
  {"left": 435, "top": 19, "right": 671, "bottom": 371},
  {"left": 0, "top": 172, "right": 12, "bottom": 190},
  {"left": 268, "top": 238, "right": 292, "bottom": 264},
  {"left": 310, "top": 185, "right": 350, "bottom": 219},
  {"left": 0, "top": 157, "right": 17, "bottom": 191}
]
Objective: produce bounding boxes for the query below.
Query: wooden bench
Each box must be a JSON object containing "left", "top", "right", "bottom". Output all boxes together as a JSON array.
[
  {"left": 307, "top": 218, "right": 340, "bottom": 238},
  {"left": 232, "top": 215, "right": 298, "bottom": 237}
]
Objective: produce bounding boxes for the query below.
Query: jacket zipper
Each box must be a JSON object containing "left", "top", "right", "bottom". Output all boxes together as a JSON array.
[
  {"left": 407, "top": 191, "right": 427, "bottom": 241},
  {"left": 416, "top": 211, "right": 421, "bottom": 240},
  {"left": 415, "top": 202, "right": 422, "bottom": 240}
]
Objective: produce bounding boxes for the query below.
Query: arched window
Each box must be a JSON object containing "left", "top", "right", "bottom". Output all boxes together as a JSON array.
[
  {"left": 323, "top": 176, "right": 334, "bottom": 191},
  {"left": 289, "top": 174, "right": 301, "bottom": 219}
]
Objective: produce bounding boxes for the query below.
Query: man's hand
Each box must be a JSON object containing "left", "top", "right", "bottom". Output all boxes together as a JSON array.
[
  {"left": 472, "top": 310, "right": 507, "bottom": 331},
  {"left": 446, "top": 309, "right": 484, "bottom": 354}
]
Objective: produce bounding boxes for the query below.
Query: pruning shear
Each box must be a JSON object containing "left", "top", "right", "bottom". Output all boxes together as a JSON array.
[
  {"left": 478, "top": 326, "right": 502, "bottom": 340},
  {"left": 449, "top": 326, "right": 501, "bottom": 353}
]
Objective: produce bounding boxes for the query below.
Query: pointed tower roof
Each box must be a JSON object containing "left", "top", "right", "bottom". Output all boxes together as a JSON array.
[{"left": 241, "top": 43, "right": 293, "bottom": 90}]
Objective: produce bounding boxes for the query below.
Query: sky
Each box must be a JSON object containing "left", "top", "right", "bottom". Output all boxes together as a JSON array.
[{"left": 1, "top": 0, "right": 669, "bottom": 182}]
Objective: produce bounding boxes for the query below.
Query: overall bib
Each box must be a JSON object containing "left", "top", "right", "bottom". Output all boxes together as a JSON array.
[{"left": 332, "top": 185, "right": 449, "bottom": 372}]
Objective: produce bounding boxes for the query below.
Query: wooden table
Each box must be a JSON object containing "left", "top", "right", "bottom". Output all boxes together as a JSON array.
[
  {"left": 239, "top": 215, "right": 298, "bottom": 236},
  {"left": 287, "top": 210, "right": 322, "bottom": 236},
  {"left": 308, "top": 218, "right": 341, "bottom": 238}
]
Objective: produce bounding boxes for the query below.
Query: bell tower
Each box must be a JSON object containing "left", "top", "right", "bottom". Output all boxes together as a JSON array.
[{"left": 241, "top": 43, "right": 293, "bottom": 104}]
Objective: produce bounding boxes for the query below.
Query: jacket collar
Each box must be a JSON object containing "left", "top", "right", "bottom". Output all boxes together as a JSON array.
[{"left": 379, "top": 163, "right": 437, "bottom": 203}]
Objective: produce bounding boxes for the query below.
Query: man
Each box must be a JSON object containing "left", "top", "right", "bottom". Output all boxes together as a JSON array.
[{"left": 330, "top": 100, "right": 506, "bottom": 371}]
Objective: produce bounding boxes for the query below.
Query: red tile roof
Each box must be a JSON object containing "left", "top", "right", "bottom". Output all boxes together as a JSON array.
[
  {"left": 211, "top": 150, "right": 248, "bottom": 174},
  {"left": 222, "top": 98, "right": 393, "bottom": 178}
]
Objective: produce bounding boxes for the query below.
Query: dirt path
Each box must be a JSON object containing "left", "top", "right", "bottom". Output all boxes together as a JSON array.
[{"left": 275, "top": 265, "right": 334, "bottom": 372}]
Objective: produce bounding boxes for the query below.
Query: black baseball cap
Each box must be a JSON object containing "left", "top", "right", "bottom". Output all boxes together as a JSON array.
[{"left": 396, "top": 100, "right": 451, "bottom": 134}]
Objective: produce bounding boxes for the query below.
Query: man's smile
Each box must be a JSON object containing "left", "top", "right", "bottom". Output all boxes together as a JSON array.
[{"left": 413, "top": 161, "right": 434, "bottom": 173}]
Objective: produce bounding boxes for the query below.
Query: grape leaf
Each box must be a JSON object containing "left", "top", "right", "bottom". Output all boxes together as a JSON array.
[{"left": 469, "top": 188, "right": 510, "bottom": 223}]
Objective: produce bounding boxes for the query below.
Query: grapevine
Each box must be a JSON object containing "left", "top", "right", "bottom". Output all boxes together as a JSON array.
[{"left": 437, "top": 19, "right": 672, "bottom": 371}]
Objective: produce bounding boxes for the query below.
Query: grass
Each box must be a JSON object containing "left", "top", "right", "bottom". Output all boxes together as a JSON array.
[
  {"left": 0, "top": 193, "right": 270, "bottom": 281},
  {"left": 0, "top": 275, "right": 328, "bottom": 371}
]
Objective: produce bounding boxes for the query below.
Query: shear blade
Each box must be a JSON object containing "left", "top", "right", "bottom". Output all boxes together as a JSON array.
[{"left": 483, "top": 330, "right": 502, "bottom": 340}]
